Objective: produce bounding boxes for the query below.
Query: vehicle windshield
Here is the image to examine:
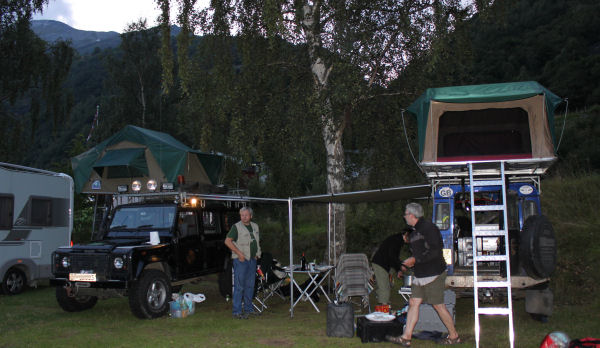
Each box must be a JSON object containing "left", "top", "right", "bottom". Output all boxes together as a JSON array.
[{"left": 107, "top": 206, "right": 176, "bottom": 238}]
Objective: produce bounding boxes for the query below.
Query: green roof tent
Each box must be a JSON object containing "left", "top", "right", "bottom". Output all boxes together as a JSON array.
[
  {"left": 72, "top": 125, "right": 224, "bottom": 194},
  {"left": 406, "top": 81, "right": 563, "bottom": 166}
]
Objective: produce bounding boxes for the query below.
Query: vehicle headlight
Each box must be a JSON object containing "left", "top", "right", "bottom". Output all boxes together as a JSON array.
[
  {"left": 113, "top": 257, "right": 124, "bottom": 269},
  {"left": 61, "top": 256, "right": 70, "bottom": 268}
]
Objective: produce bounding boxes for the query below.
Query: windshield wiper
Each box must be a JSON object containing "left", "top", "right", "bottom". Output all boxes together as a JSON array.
[
  {"left": 136, "top": 224, "right": 155, "bottom": 229},
  {"left": 109, "top": 225, "right": 128, "bottom": 230}
]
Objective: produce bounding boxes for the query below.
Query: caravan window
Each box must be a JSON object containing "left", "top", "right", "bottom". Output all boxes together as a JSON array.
[
  {"left": 0, "top": 195, "right": 13, "bottom": 229},
  {"left": 31, "top": 198, "right": 52, "bottom": 226}
]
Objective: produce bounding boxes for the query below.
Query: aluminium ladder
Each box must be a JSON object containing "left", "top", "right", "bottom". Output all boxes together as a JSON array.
[{"left": 468, "top": 162, "right": 515, "bottom": 348}]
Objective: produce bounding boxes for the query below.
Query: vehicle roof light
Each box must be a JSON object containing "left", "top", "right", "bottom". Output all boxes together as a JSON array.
[
  {"left": 161, "top": 182, "right": 174, "bottom": 191},
  {"left": 147, "top": 180, "right": 157, "bottom": 191},
  {"left": 117, "top": 185, "right": 128, "bottom": 193},
  {"left": 131, "top": 180, "right": 141, "bottom": 192}
]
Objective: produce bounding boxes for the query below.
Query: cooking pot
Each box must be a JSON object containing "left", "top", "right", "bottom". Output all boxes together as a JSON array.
[{"left": 403, "top": 274, "right": 413, "bottom": 287}]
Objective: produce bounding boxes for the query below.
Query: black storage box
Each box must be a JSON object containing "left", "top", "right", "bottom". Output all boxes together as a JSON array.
[
  {"left": 327, "top": 302, "right": 354, "bottom": 338},
  {"left": 356, "top": 316, "right": 406, "bottom": 343}
]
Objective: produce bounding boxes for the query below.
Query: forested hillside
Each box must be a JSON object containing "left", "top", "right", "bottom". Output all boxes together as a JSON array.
[{"left": 1, "top": 0, "right": 598, "bottom": 192}]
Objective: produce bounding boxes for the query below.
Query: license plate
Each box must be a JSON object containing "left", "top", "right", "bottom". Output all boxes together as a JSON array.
[{"left": 69, "top": 273, "right": 97, "bottom": 282}]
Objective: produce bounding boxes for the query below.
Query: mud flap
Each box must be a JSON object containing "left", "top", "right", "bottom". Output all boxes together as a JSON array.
[{"left": 526, "top": 287, "right": 553, "bottom": 316}]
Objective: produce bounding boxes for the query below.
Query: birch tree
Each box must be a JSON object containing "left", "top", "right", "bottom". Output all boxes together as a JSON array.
[{"left": 159, "top": 0, "right": 461, "bottom": 259}]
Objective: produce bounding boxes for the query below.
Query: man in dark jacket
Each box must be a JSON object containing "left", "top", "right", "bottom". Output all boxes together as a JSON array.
[
  {"left": 371, "top": 232, "right": 405, "bottom": 305},
  {"left": 387, "top": 203, "right": 461, "bottom": 346}
]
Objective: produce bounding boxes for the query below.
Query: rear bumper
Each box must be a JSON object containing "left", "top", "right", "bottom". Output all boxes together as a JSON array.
[{"left": 446, "top": 275, "right": 549, "bottom": 289}]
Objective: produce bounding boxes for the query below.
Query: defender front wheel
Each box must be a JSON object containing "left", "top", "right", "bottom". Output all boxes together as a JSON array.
[
  {"left": 129, "top": 269, "right": 171, "bottom": 319},
  {"left": 55, "top": 286, "right": 98, "bottom": 312}
]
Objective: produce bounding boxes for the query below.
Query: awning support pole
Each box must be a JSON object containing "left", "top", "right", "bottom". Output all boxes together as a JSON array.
[{"left": 288, "top": 197, "right": 294, "bottom": 317}]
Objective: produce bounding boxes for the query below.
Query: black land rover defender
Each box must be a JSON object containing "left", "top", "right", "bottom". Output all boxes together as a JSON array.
[{"left": 50, "top": 196, "right": 240, "bottom": 319}]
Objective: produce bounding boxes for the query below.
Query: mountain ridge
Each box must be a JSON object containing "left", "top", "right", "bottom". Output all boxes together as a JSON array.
[{"left": 31, "top": 19, "right": 182, "bottom": 54}]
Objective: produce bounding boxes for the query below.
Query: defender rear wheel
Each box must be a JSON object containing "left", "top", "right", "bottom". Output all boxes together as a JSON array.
[
  {"left": 55, "top": 286, "right": 98, "bottom": 312},
  {"left": 129, "top": 269, "right": 171, "bottom": 319},
  {"left": 2, "top": 268, "right": 26, "bottom": 295}
]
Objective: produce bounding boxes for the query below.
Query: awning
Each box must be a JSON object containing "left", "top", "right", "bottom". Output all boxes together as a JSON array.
[
  {"left": 93, "top": 148, "right": 149, "bottom": 178},
  {"left": 291, "top": 184, "right": 431, "bottom": 204}
]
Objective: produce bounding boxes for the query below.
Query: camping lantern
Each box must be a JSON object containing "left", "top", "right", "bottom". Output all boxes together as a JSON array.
[{"left": 131, "top": 180, "right": 141, "bottom": 192}]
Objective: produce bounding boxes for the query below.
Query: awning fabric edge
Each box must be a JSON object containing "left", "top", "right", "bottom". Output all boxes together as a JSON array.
[{"left": 290, "top": 184, "right": 432, "bottom": 204}]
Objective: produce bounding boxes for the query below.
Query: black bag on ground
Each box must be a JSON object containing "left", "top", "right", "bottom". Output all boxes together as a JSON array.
[
  {"left": 569, "top": 338, "right": 600, "bottom": 347},
  {"left": 326, "top": 302, "right": 354, "bottom": 338},
  {"left": 356, "top": 315, "right": 405, "bottom": 343}
]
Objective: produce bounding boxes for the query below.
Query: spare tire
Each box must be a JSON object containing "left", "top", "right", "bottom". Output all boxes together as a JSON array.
[{"left": 519, "top": 215, "right": 556, "bottom": 279}]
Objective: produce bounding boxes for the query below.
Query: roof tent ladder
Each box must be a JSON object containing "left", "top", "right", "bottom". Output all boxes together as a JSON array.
[{"left": 469, "top": 161, "right": 515, "bottom": 348}]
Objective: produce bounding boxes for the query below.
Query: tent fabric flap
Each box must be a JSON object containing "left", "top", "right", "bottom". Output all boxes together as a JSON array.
[{"left": 92, "top": 148, "right": 148, "bottom": 178}]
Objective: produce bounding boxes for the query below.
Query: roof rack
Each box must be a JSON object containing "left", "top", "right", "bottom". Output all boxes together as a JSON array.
[{"left": 420, "top": 157, "right": 556, "bottom": 179}]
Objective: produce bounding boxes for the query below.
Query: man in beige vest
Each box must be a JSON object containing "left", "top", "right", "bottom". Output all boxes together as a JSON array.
[{"left": 224, "top": 207, "right": 261, "bottom": 319}]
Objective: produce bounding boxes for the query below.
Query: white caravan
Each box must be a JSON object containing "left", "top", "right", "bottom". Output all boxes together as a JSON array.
[{"left": 0, "top": 162, "right": 73, "bottom": 294}]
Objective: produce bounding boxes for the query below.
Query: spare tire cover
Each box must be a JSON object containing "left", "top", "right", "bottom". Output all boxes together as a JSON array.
[{"left": 520, "top": 215, "right": 556, "bottom": 279}]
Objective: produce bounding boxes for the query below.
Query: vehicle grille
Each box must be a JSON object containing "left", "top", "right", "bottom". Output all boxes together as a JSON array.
[{"left": 70, "top": 253, "right": 110, "bottom": 276}]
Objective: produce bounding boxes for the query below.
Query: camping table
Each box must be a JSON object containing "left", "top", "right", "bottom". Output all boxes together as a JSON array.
[
  {"left": 399, "top": 287, "right": 412, "bottom": 302},
  {"left": 283, "top": 264, "right": 335, "bottom": 312}
]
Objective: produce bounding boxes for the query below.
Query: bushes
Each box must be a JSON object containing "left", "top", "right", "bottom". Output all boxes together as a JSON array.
[{"left": 542, "top": 174, "right": 600, "bottom": 305}]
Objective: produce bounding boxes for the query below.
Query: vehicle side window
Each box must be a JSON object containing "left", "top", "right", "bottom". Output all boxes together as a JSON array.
[
  {"left": 203, "top": 211, "right": 219, "bottom": 235},
  {"left": 178, "top": 211, "right": 198, "bottom": 238},
  {"left": 507, "top": 191, "right": 520, "bottom": 230},
  {"left": 31, "top": 198, "right": 52, "bottom": 226},
  {"left": 434, "top": 203, "right": 450, "bottom": 230},
  {"left": 0, "top": 195, "right": 13, "bottom": 229},
  {"left": 522, "top": 200, "right": 538, "bottom": 222}
]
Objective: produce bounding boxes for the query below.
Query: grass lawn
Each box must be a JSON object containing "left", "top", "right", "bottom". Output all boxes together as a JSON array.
[{"left": 1, "top": 275, "right": 598, "bottom": 347}]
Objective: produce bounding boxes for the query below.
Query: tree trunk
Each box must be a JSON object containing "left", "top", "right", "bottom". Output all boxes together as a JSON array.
[
  {"left": 323, "top": 116, "right": 346, "bottom": 263},
  {"left": 303, "top": 2, "right": 346, "bottom": 261},
  {"left": 138, "top": 72, "right": 146, "bottom": 127}
]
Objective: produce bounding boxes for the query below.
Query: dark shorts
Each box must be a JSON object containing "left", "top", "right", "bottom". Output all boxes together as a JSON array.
[{"left": 411, "top": 271, "right": 447, "bottom": 304}]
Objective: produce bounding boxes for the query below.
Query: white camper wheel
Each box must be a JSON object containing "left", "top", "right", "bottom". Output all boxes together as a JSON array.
[{"left": 2, "top": 268, "right": 26, "bottom": 295}]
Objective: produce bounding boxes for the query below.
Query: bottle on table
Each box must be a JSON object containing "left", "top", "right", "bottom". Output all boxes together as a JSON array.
[{"left": 300, "top": 252, "right": 307, "bottom": 271}]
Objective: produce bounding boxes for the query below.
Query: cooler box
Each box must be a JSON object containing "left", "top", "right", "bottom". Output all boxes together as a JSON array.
[
  {"left": 327, "top": 302, "right": 354, "bottom": 338},
  {"left": 356, "top": 316, "right": 406, "bottom": 343},
  {"left": 414, "top": 290, "right": 456, "bottom": 333}
]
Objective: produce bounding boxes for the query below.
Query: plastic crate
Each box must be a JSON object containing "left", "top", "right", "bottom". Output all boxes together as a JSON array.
[{"left": 414, "top": 290, "right": 456, "bottom": 333}]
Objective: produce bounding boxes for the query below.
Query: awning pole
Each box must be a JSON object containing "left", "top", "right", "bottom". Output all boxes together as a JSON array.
[
  {"left": 288, "top": 197, "right": 294, "bottom": 317},
  {"left": 328, "top": 202, "right": 332, "bottom": 265}
]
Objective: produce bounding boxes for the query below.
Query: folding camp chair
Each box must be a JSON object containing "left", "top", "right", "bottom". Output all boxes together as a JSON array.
[
  {"left": 253, "top": 252, "right": 287, "bottom": 312},
  {"left": 334, "top": 253, "right": 374, "bottom": 312}
]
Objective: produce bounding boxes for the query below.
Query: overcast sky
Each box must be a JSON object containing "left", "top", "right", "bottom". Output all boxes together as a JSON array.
[{"left": 33, "top": 0, "right": 208, "bottom": 33}]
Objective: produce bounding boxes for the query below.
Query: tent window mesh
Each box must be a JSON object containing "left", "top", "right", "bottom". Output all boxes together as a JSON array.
[{"left": 437, "top": 108, "right": 531, "bottom": 158}]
